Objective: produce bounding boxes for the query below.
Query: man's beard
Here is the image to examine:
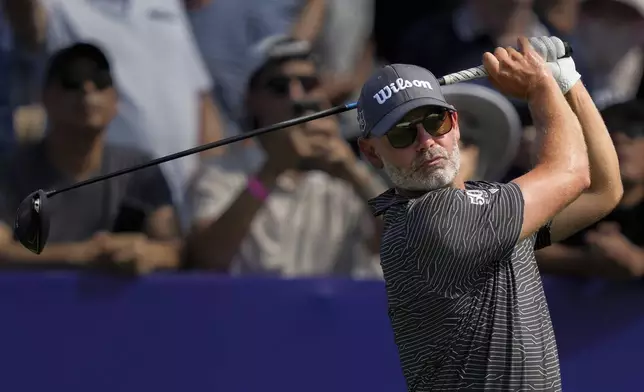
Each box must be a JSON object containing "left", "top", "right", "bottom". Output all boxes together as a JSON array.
[{"left": 381, "top": 143, "right": 460, "bottom": 191}]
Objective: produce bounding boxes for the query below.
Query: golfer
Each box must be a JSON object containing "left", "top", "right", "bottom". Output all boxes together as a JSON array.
[{"left": 356, "top": 36, "right": 622, "bottom": 391}]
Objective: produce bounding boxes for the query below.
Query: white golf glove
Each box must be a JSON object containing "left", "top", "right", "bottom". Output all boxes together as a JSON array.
[{"left": 529, "top": 36, "right": 581, "bottom": 94}]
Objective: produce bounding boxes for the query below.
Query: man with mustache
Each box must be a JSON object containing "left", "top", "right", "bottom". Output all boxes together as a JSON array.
[{"left": 357, "top": 36, "right": 621, "bottom": 391}]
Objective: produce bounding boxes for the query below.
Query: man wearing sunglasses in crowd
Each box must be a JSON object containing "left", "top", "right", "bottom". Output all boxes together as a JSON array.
[
  {"left": 184, "top": 36, "right": 387, "bottom": 278},
  {"left": 0, "top": 43, "right": 182, "bottom": 274},
  {"left": 357, "top": 36, "right": 621, "bottom": 391}
]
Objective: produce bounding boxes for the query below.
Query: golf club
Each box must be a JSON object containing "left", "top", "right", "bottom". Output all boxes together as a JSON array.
[{"left": 13, "top": 40, "right": 573, "bottom": 254}]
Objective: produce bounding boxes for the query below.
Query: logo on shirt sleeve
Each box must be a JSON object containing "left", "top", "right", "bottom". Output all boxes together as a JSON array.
[{"left": 465, "top": 188, "right": 499, "bottom": 205}]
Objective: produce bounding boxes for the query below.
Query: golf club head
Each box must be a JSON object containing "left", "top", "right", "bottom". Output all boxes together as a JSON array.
[{"left": 13, "top": 190, "right": 50, "bottom": 254}]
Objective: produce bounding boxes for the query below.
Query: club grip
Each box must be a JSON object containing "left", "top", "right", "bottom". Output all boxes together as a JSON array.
[
  {"left": 563, "top": 41, "right": 573, "bottom": 58},
  {"left": 438, "top": 39, "right": 573, "bottom": 86}
]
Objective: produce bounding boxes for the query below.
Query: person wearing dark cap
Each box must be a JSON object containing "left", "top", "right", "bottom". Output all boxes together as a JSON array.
[
  {"left": 0, "top": 43, "right": 182, "bottom": 274},
  {"left": 356, "top": 36, "right": 621, "bottom": 391},
  {"left": 184, "top": 36, "right": 387, "bottom": 277},
  {"left": 2, "top": 0, "right": 226, "bottom": 231}
]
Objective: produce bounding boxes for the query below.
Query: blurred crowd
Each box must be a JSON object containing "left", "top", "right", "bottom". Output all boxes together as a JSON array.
[{"left": 0, "top": 0, "right": 642, "bottom": 280}]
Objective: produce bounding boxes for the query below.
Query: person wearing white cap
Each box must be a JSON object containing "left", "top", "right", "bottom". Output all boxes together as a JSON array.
[
  {"left": 441, "top": 83, "right": 523, "bottom": 182},
  {"left": 185, "top": 0, "right": 326, "bottom": 136},
  {"left": 184, "top": 36, "right": 387, "bottom": 278}
]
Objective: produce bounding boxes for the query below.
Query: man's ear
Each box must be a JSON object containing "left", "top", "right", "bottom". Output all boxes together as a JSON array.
[{"left": 357, "top": 137, "right": 384, "bottom": 169}]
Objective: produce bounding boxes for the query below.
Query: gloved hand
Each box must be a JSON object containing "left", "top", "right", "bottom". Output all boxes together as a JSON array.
[{"left": 529, "top": 36, "right": 581, "bottom": 94}]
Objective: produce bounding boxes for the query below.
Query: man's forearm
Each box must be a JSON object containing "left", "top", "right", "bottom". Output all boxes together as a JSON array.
[
  {"left": 145, "top": 240, "right": 182, "bottom": 269},
  {"left": 511, "top": 76, "right": 589, "bottom": 240},
  {"left": 529, "top": 79, "right": 587, "bottom": 173},
  {"left": 343, "top": 164, "right": 385, "bottom": 253},
  {"left": 565, "top": 83, "right": 622, "bottom": 198},
  {"left": 185, "top": 162, "right": 282, "bottom": 271},
  {"left": 291, "top": 0, "right": 326, "bottom": 43},
  {"left": 0, "top": 241, "right": 92, "bottom": 265},
  {"left": 545, "top": 82, "right": 623, "bottom": 242},
  {"left": 344, "top": 163, "right": 386, "bottom": 202},
  {"left": 537, "top": 244, "right": 643, "bottom": 279},
  {"left": 198, "top": 93, "right": 226, "bottom": 158}
]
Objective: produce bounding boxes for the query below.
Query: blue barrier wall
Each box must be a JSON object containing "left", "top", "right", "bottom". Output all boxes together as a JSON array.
[{"left": 0, "top": 272, "right": 642, "bottom": 392}]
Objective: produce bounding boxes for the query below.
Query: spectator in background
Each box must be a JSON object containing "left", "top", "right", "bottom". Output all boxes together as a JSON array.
[
  {"left": 572, "top": 0, "right": 644, "bottom": 109},
  {"left": 0, "top": 4, "right": 15, "bottom": 154},
  {"left": 373, "top": 0, "right": 461, "bottom": 63},
  {"left": 537, "top": 100, "right": 644, "bottom": 278},
  {"left": 0, "top": 43, "right": 181, "bottom": 274},
  {"left": 441, "top": 83, "right": 522, "bottom": 182},
  {"left": 395, "top": 0, "right": 551, "bottom": 77},
  {"left": 3, "top": 0, "right": 226, "bottom": 229},
  {"left": 186, "top": 0, "right": 325, "bottom": 137},
  {"left": 391, "top": 0, "right": 583, "bottom": 126},
  {"left": 312, "top": 0, "right": 376, "bottom": 141},
  {"left": 184, "top": 37, "right": 386, "bottom": 278},
  {"left": 534, "top": 0, "right": 582, "bottom": 36}
]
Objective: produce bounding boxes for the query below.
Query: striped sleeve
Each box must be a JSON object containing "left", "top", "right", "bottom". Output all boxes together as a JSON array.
[
  {"left": 461, "top": 181, "right": 524, "bottom": 255},
  {"left": 406, "top": 182, "right": 525, "bottom": 286}
]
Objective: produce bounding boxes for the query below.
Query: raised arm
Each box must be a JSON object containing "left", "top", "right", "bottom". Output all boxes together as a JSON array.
[
  {"left": 535, "top": 83, "right": 624, "bottom": 277},
  {"left": 514, "top": 79, "right": 590, "bottom": 240},
  {"left": 291, "top": 0, "right": 326, "bottom": 44},
  {"left": 184, "top": 157, "right": 286, "bottom": 271},
  {"left": 0, "top": 222, "right": 100, "bottom": 267},
  {"left": 542, "top": 82, "right": 622, "bottom": 242},
  {"left": 483, "top": 37, "right": 590, "bottom": 242},
  {"left": 3, "top": 0, "right": 47, "bottom": 50}
]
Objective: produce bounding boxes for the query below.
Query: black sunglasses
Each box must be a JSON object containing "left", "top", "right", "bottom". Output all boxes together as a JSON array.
[
  {"left": 264, "top": 74, "right": 320, "bottom": 96},
  {"left": 55, "top": 67, "right": 113, "bottom": 91},
  {"left": 385, "top": 108, "right": 454, "bottom": 149}
]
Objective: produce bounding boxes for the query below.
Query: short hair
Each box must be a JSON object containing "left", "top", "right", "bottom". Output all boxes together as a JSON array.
[{"left": 44, "top": 42, "right": 111, "bottom": 87}]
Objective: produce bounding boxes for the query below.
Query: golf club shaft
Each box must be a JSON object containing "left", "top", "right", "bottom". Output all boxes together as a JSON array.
[
  {"left": 46, "top": 41, "right": 573, "bottom": 198},
  {"left": 438, "top": 40, "right": 573, "bottom": 86},
  {"left": 46, "top": 102, "right": 357, "bottom": 197}
]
